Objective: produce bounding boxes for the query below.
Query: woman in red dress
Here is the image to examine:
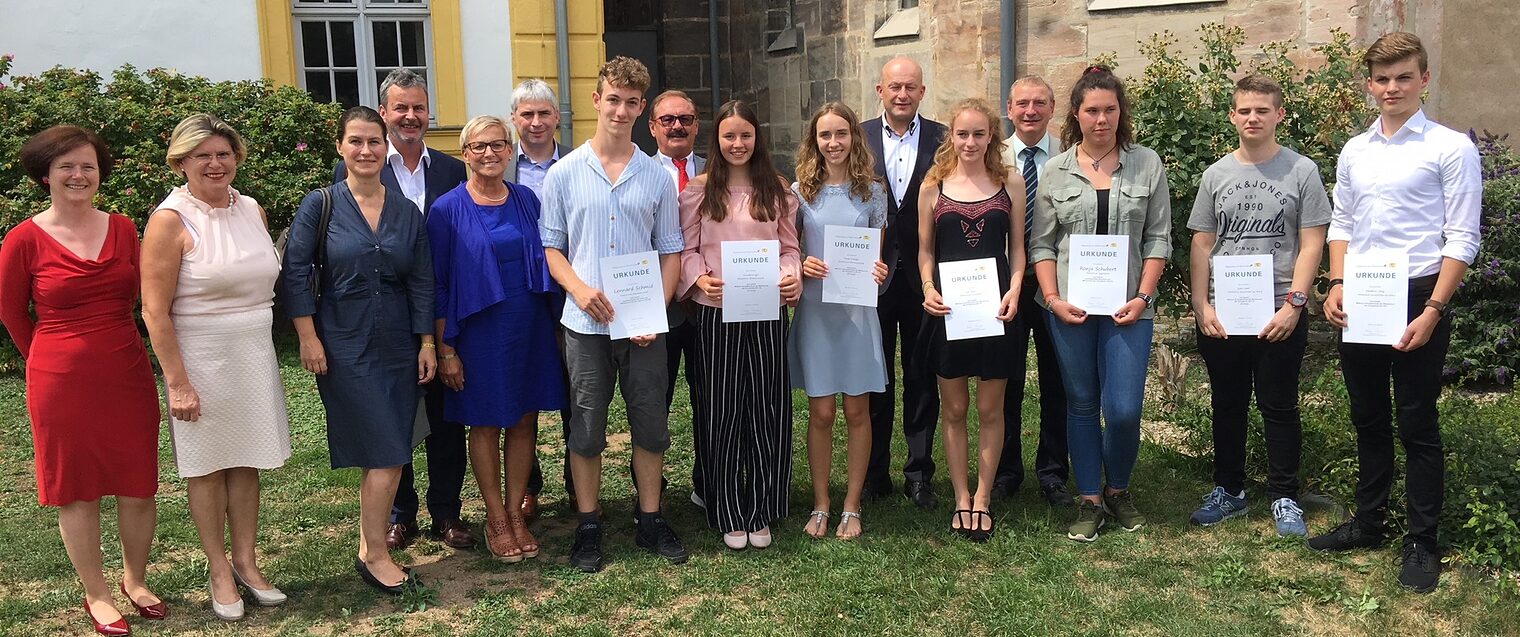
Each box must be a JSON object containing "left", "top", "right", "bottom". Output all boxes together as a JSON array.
[{"left": 0, "top": 126, "right": 166, "bottom": 636}]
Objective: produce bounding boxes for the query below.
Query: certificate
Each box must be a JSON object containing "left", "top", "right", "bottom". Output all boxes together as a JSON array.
[
  {"left": 721, "top": 240, "right": 781, "bottom": 323},
  {"left": 939, "top": 258, "right": 1005, "bottom": 341},
  {"left": 599, "top": 250, "right": 670, "bottom": 340},
  {"left": 1343, "top": 252, "right": 1409, "bottom": 345},
  {"left": 821, "top": 225, "right": 881, "bottom": 307},
  {"left": 1212, "top": 254, "right": 1275, "bottom": 335},
  {"left": 1065, "top": 234, "right": 1129, "bottom": 315}
]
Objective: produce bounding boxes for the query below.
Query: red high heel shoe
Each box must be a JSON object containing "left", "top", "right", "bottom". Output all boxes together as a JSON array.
[
  {"left": 120, "top": 583, "right": 168, "bottom": 620},
  {"left": 84, "top": 600, "right": 130, "bottom": 636}
]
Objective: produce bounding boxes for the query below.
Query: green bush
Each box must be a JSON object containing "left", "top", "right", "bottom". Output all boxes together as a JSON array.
[
  {"left": 1122, "top": 23, "right": 1374, "bottom": 316},
  {"left": 0, "top": 56, "right": 342, "bottom": 238},
  {"left": 1446, "top": 132, "right": 1520, "bottom": 386},
  {"left": 0, "top": 56, "right": 342, "bottom": 371}
]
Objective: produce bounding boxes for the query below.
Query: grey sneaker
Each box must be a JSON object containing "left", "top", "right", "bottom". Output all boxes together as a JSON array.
[
  {"left": 1271, "top": 498, "right": 1308, "bottom": 537},
  {"left": 1103, "top": 490, "right": 1146, "bottom": 532},
  {"left": 1067, "top": 500, "right": 1106, "bottom": 542}
]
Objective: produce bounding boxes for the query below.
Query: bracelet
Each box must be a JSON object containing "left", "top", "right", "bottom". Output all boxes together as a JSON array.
[
  {"left": 441, "top": 352, "right": 457, "bottom": 360},
  {"left": 1328, "top": 278, "right": 1344, "bottom": 289},
  {"left": 420, "top": 341, "right": 436, "bottom": 349},
  {"left": 1424, "top": 298, "right": 1448, "bottom": 317},
  {"left": 922, "top": 280, "right": 936, "bottom": 291},
  {"left": 1136, "top": 291, "right": 1155, "bottom": 308}
]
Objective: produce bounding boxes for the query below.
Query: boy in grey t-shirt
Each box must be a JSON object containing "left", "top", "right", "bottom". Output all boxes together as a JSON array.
[{"left": 1185, "top": 74, "right": 1330, "bottom": 537}]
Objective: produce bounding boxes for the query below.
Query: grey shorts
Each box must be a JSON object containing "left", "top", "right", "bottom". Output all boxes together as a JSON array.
[{"left": 562, "top": 330, "right": 671, "bottom": 457}]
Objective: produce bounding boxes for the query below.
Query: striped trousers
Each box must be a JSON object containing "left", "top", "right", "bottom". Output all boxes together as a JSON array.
[{"left": 694, "top": 305, "right": 793, "bottom": 533}]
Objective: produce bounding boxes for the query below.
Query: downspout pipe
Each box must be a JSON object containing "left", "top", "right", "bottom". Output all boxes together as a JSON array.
[
  {"left": 1000, "top": 0, "right": 1016, "bottom": 136},
  {"left": 555, "top": 0, "right": 573, "bottom": 143},
  {"left": 708, "top": 0, "right": 721, "bottom": 113}
]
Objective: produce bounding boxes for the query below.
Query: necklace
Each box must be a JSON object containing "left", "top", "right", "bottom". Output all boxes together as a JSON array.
[
  {"left": 470, "top": 183, "right": 508, "bottom": 203},
  {"left": 1079, "top": 143, "right": 1118, "bottom": 171},
  {"left": 225, "top": 186, "right": 235, "bottom": 209}
]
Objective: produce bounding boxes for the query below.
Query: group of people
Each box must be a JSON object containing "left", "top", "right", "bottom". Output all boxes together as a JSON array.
[{"left": 0, "top": 30, "right": 1479, "bottom": 635}]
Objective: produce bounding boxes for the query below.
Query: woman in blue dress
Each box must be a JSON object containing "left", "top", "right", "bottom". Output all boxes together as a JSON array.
[
  {"left": 282, "top": 107, "right": 435, "bottom": 594},
  {"left": 429, "top": 116, "right": 566, "bottom": 562},
  {"left": 788, "top": 103, "right": 889, "bottom": 540}
]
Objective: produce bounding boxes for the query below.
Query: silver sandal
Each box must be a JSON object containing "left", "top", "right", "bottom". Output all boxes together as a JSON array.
[
  {"left": 837, "top": 510, "right": 863, "bottom": 540},
  {"left": 805, "top": 510, "right": 830, "bottom": 538}
]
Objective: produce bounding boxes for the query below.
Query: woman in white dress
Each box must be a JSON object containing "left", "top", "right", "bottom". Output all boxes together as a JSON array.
[
  {"left": 141, "top": 114, "right": 291, "bottom": 622},
  {"left": 788, "top": 102, "right": 889, "bottom": 540}
]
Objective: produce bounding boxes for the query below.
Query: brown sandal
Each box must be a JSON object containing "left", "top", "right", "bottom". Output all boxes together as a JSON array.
[
  {"left": 509, "top": 516, "right": 539, "bottom": 559},
  {"left": 485, "top": 517, "right": 524, "bottom": 562}
]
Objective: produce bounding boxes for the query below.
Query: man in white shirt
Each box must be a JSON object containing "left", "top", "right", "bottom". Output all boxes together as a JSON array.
[
  {"left": 992, "top": 75, "right": 1071, "bottom": 508},
  {"left": 648, "top": 89, "right": 707, "bottom": 508},
  {"left": 508, "top": 79, "right": 564, "bottom": 196},
  {"left": 1309, "top": 32, "right": 1482, "bottom": 595},
  {"left": 333, "top": 68, "right": 470, "bottom": 552}
]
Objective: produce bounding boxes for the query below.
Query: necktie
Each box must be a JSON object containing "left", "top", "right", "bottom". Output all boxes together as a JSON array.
[
  {"left": 1020, "top": 147, "right": 1038, "bottom": 256},
  {"left": 673, "top": 156, "right": 690, "bottom": 193}
]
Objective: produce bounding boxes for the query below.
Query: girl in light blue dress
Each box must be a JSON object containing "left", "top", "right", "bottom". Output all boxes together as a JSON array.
[{"left": 788, "top": 102, "right": 889, "bottom": 540}]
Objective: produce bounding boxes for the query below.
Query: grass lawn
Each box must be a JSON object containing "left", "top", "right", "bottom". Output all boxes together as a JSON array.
[{"left": 1, "top": 336, "right": 1517, "bottom": 636}]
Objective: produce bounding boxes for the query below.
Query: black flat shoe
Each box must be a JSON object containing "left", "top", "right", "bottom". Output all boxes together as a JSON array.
[
  {"left": 951, "top": 509, "right": 975, "bottom": 539},
  {"left": 354, "top": 559, "right": 418, "bottom": 595}
]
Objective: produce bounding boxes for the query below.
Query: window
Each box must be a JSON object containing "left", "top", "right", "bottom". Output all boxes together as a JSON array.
[
  {"left": 292, "top": 0, "right": 434, "bottom": 112},
  {"left": 900, "top": 0, "right": 919, "bottom": 8}
]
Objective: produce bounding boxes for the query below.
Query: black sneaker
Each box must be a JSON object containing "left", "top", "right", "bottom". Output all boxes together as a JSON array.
[
  {"left": 1306, "top": 518, "right": 1386, "bottom": 552},
  {"left": 1041, "top": 482, "right": 1075, "bottom": 508},
  {"left": 635, "top": 513, "right": 690, "bottom": 565},
  {"left": 569, "top": 521, "right": 605, "bottom": 573},
  {"left": 1397, "top": 541, "right": 1441, "bottom": 593}
]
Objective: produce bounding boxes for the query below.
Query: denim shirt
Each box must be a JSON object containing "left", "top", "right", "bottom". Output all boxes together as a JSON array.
[{"left": 1029, "top": 144, "right": 1172, "bottom": 319}]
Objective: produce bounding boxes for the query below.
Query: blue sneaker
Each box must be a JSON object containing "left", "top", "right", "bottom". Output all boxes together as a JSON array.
[
  {"left": 1271, "top": 497, "right": 1308, "bottom": 537},
  {"left": 1190, "top": 486, "right": 1248, "bottom": 526}
]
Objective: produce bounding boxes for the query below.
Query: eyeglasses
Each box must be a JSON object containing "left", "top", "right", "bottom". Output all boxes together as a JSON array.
[
  {"left": 463, "top": 139, "right": 510, "bottom": 154},
  {"left": 188, "top": 151, "right": 235, "bottom": 163},
  {"left": 655, "top": 115, "right": 697, "bottom": 128}
]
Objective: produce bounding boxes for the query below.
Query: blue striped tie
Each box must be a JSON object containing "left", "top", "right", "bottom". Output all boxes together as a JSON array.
[{"left": 1020, "top": 147, "right": 1037, "bottom": 255}]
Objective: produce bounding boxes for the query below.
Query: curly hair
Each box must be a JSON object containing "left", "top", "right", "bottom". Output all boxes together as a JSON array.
[
  {"left": 794, "top": 102, "right": 879, "bottom": 204},
  {"left": 923, "top": 98, "right": 1008, "bottom": 189},
  {"left": 699, "top": 100, "right": 786, "bottom": 223},
  {"left": 596, "top": 55, "right": 651, "bottom": 94}
]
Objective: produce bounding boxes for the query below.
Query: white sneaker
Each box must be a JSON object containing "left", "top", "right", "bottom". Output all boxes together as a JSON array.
[{"left": 722, "top": 531, "right": 748, "bottom": 550}]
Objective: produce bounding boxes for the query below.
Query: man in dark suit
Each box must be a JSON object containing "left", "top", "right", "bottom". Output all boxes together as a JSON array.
[
  {"left": 862, "top": 56, "right": 947, "bottom": 510},
  {"left": 334, "top": 68, "right": 470, "bottom": 549}
]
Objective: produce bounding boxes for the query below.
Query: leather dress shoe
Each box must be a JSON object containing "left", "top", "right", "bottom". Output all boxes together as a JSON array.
[
  {"left": 903, "top": 480, "right": 938, "bottom": 510},
  {"left": 861, "top": 478, "right": 895, "bottom": 500},
  {"left": 431, "top": 518, "right": 476, "bottom": 549},
  {"left": 989, "top": 478, "right": 1021, "bottom": 500},
  {"left": 384, "top": 522, "right": 417, "bottom": 550},
  {"left": 1041, "top": 482, "right": 1075, "bottom": 508},
  {"left": 521, "top": 493, "right": 540, "bottom": 520}
]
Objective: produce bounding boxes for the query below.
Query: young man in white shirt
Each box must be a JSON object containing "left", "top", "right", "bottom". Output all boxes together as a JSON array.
[
  {"left": 1186, "top": 74, "right": 1330, "bottom": 536},
  {"left": 1308, "top": 32, "right": 1482, "bottom": 594}
]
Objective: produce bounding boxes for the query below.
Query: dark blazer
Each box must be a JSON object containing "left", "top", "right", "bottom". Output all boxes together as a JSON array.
[
  {"left": 505, "top": 141, "right": 567, "bottom": 184},
  {"left": 863, "top": 115, "right": 946, "bottom": 288},
  {"left": 333, "top": 147, "right": 467, "bottom": 218}
]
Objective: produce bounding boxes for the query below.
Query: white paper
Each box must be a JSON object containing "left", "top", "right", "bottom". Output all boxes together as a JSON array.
[
  {"left": 1343, "top": 252, "right": 1409, "bottom": 346},
  {"left": 599, "top": 250, "right": 670, "bottom": 340},
  {"left": 1212, "top": 254, "right": 1275, "bottom": 336},
  {"left": 1066, "top": 234, "right": 1129, "bottom": 315},
  {"left": 939, "top": 258, "right": 1005, "bottom": 341},
  {"left": 821, "top": 225, "right": 881, "bottom": 307},
  {"left": 721, "top": 240, "right": 781, "bottom": 323}
]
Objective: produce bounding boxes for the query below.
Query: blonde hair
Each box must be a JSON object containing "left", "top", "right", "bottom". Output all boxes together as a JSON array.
[
  {"left": 596, "top": 56, "right": 651, "bottom": 94},
  {"left": 165, "top": 114, "right": 246, "bottom": 177},
  {"left": 795, "top": 102, "right": 879, "bottom": 204},
  {"left": 459, "top": 115, "right": 515, "bottom": 150},
  {"left": 923, "top": 99, "right": 1008, "bottom": 189}
]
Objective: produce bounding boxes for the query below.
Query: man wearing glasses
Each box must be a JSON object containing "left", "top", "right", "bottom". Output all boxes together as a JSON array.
[
  {"left": 648, "top": 90, "right": 706, "bottom": 509},
  {"left": 334, "top": 68, "right": 471, "bottom": 551}
]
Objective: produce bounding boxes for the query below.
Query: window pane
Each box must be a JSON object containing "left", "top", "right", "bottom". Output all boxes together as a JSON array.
[
  {"left": 300, "top": 21, "right": 330, "bottom": 67},
  {"left": 334, "top": 71, "right": 360, "bottom": 108},
  {"left": 331, "top": 21, "right": 357, "bottom": 68},
  {"left": 399, "top": 21, "right": 426, "bottom": 67},
  {"left": 372, "top": 21, "right": 400, "bottom": 68},
  {"left": 305, "top": 71, "right": 334, "bottom": 103}
]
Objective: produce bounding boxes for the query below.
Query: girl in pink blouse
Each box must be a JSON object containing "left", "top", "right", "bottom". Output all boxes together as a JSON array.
[{"left": 678, "top": 100, "right": 801, "bottom": 550}]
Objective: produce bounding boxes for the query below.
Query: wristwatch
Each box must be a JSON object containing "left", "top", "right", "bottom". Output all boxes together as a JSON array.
[
  {"left": 1287, "top": 290, "right": 1308, "bottom": 309},
  {"left": 1135, "top": 291, "right": 1155, "bottom": 308},
  {"left": 1424, "top": 298, "right": 1449, "bottom": 317}
]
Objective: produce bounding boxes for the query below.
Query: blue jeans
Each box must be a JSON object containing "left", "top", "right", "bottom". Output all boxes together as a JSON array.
[{"left": 1045, "top": 315, "right": 1154, "bottom": 497}]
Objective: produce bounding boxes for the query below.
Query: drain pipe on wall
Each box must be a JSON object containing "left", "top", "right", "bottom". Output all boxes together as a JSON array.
[
  {"left": 554, "top": 0, "right": 573, "bottom": 143},
  {"left": 1000, "top": 0, "right": 1016, "bottom": 136}
]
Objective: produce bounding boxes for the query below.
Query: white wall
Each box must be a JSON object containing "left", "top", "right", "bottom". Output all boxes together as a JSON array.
[
  {"left": 459, "top": 0, "right": 514, "bottom": 119},
  {"left": 0, "top": 0, "right": 263, "bottom": 81}
]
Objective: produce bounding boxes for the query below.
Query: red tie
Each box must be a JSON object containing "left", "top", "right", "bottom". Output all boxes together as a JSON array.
[{"left": 673, "top": 156, "right": 690, "bottom": 193}]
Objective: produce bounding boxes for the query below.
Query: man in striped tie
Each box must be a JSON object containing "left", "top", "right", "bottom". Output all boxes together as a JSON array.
[{"left": 995, "top": 75, "right": 1073, "bottom": 508}]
